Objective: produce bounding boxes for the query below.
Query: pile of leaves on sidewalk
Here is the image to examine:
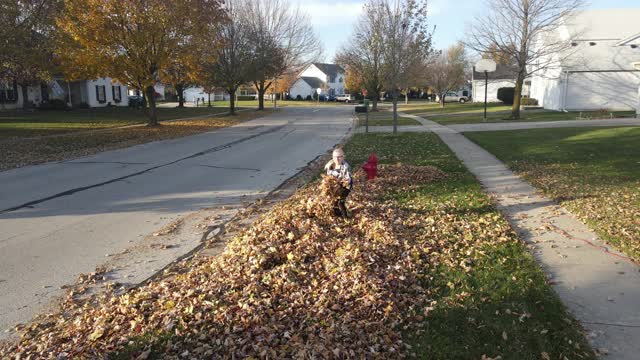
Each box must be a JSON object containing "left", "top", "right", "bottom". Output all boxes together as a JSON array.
[{"left": 1, "top": 164, "right": 518, "bottom": 358}]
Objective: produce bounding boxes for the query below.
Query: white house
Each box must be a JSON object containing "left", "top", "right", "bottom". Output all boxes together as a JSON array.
[
  {"left": 529, "top": 9, "right": 640, "bottom": 111},
  {"left": 289, "top": 63, "right": 346, "bottom": 99},
  {"left": 471, "top": 64, "right": 529, "bottom": 102},
  {"left": 0, "top": 77, "right": 128, "bottom": 109}
]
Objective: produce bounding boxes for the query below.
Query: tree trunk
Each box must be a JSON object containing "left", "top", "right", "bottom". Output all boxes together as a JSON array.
[
  {"left": 145, "top": 85, "right": 159, "bottom": 126},
  {"left": 439, "top": 93, "right": 445, "bottom": 108},
  {"left": 20, "top": 83, "right": 30, "bottom": 110},
  {"left": 228, "top": 87, "right": 237, "bottom": 115},
  {"left": 208, "top": 93, "right": 211, "bottom": 107},
  {"left": 392, "top": 91, "right": 398, "bottom": 135},
  {"left": 257, "top": 82, "right": 266, "bottom": 110},
  {"left": 176, "top": 84, "right": 184, "bottom": 108},
  {"left": 405, "top": 90, "right": 408, "bottom": 105},
  {"left": 511, "top": 71, "right": 526, "bottom": 120}
]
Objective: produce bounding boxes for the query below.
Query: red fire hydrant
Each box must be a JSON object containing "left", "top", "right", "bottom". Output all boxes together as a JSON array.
[{"left": 362, "top": 152, "right": 378, "bottom": 180}]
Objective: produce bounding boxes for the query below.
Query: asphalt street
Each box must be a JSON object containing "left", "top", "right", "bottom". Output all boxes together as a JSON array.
[{"left": 0, "top": 105, "right": 353, "bottom": 337}]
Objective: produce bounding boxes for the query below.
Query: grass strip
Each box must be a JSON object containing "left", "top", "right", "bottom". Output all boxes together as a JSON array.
[
  {"left": 0, "top": 111, "right": 266, "bottom": 172},
  {"left": 356, "top": 113, "right": 422, "bottom": 127},
  {"left": 465, "top": 127, "right": 640, "bottom": 262},
  {"left": 428, "top": 110, "right": 636, "bottom": 125}
]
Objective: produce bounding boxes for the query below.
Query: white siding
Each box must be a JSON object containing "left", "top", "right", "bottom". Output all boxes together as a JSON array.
[
  {"left": 289, "top": 79, "right": 313, "bottom": 99},
  {"left": 472, "top": 79, "right": 516, "bottom": 102},
  {"left": 299, "top": 65, "right": 327, "bottom": 82},
  {"left": 85, "top": 78, "right": 128, "bottom": 107},
  {"left": 530, "top": 76, "right": 564, "bottom": 110}
]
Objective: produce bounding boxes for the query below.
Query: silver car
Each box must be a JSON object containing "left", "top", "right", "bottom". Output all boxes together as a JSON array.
[{"left": 436, "top": 91, "right": 469, "bottom": 103}]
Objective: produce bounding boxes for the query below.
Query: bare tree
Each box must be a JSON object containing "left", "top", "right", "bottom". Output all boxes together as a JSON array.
[
  {"left": 379, "top": 0, "right": 434, "bottom": 134},
  {"left": 335, "top": 2, "right": 386, "bottom": 112},
  {"left": 203, "top": 0, "right": 252, "bottom": 115},
  {"left": 467, "top": 0, "right": 584, "bottom": 119},
  {"left": 426, "top": 43, "right": 467, "bottom": 108},
  {"left": 241, "top": 0, "right": 322, "bottom": 111}
]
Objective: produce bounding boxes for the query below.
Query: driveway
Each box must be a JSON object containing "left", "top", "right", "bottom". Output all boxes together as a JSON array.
[{"left": 0, "top": 106, "right": 353, "bottom": 338}]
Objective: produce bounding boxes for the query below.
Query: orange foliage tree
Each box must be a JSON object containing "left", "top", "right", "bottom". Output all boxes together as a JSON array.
[{"left": 55, "top": 0, "right": 226, "bottom": 125}]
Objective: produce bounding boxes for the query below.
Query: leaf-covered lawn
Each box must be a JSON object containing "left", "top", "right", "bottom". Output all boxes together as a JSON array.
[
  {"left": 345, "top": 133, "right": 595, "bottom": 359},
  {"left": 0, "top": 107, "right": 232, "bottom": 138},
  {"left": 465, "top": 127, "right": 640, "bottom": 262},
  {"left": 0, "top": 133, "right": 594, "bottom": 359},
  {"left": 0, "top": 111, "right": 266, "bottom": 172},
  {"left": 428, "top": 110, "right": 636, "bottom": 125},
  {"left": 356, "top": 112, "right": 422, "bottom": 127}
]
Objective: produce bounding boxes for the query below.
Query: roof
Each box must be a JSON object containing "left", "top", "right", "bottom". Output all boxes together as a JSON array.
[
  {"left": 312, "top": 63, "right": 344, "bottom": 77},
  {"left": 472, "top": 63, "right": 518, "bottom": 80},
  {"left": 565, "top": 9, "right": 640, "bottom": 41},
  {"left": 535, "top": 9, "right": 640, "bottom": 72},
  {"left": 300, "top": 76, "right": 325, "bottom": 89}
]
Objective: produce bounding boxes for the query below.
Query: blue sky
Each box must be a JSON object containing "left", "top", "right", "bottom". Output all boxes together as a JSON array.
[{"left": 293, "top": 0, "right": 640, "bottom": 62}]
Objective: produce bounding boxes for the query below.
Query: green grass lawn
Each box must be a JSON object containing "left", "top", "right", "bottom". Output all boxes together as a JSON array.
[
  {"left": 0, "top": 107, "right": 232, "bottom": 138},
  {"left": 465, "top": 127, "right": 640, "bottom": 262},
  {"left": 344, "top": 133, "right": 595, "bottom": 359},
  {"left": 356, "top": 112, "right": 422, "bottom": 126},
  {"left": 401, "top": 102, "right": 512, "bottom": 115},
  {"left": 429, "top": 110, "right": 636, "bottom": 125}
]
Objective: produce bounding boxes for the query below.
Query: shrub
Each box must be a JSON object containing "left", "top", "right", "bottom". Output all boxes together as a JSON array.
[
  {"left": 520, "top": 97, "right": 539, "bottom": 106},
  {"left": 296, "top": 95, "right": 302, "bottom": 100},
  {"left": 305, "top": 95, "right": 312, "bottom": 101},
  {"left": 497, "top": 87, "right": 515, "bottom": 105},
  {"left": 237, "top": 95, "right": 255, "bottom": 101},
  {"left": 77, "top": 102, "right": 90, "bottom": 109},
  {"left": 38, "top": 98, "right": 68, "bottom": 110}
]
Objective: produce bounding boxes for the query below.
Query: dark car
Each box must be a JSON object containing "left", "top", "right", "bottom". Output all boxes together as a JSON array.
[{"left": 128, "top": 95, "right": 144, "bottom": 107}]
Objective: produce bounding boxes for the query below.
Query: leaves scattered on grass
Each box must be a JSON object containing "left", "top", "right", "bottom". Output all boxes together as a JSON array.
[
  {"left": 1, "top": 164, "right": 509, "bottom": 358},
  {"left": 0, "top": 112, "right": 264, "bottom": 172}
]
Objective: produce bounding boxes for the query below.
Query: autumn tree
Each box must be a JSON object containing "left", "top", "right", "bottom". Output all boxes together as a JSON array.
[
  {"left": 242, "top": 0, "right": 322, "bottom": 111},
  {"left": 467, "top": 0, "right": 584, "bottom": 119},
  {"left": 163, "top": 55, "right": 200, "bottom": 108},
  {"left": 0, "top": 0, "right": 59, "bottom": 110},
  {"left": 202, "top": 0, "right": 251, "bottom": 115},
  {"left": 56, "top": 0, "right": 226, "bottom": 125},
  {"left": 425, "top": 43, "right": 467, "bottom": 108},
  {"left": 380, "top": 0, "right": 434, "bottom": 134},
  {"left": 335, "top": 2, "right": 386, "bottom": 111}
]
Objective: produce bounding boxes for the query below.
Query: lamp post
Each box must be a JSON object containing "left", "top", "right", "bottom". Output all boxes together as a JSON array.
[{"left": 475, "top": 59, "right": 497, "bottom": 122}]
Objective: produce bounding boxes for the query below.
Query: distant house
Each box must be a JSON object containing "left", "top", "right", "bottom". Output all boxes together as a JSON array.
[
  {"left": 529, "top": 9, "right": 640, "bottom": 111},
  {"left": 1, "top": 77, "right": 128, "bottom": 109},
  {"left": 471, "top": 64, "right": 529, "bottom": 103},
  {"left": 289, "top": 63, "right": 346, "bottom": 99}
]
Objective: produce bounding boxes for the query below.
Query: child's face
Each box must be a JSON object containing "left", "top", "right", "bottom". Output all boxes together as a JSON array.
[{"left": 333, "top": 151, "right": 345, "bottom": 164}]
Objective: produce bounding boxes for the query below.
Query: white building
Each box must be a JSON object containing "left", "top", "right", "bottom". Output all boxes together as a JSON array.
[
  {"left": 471, "top": 64, "right": 528, "bottom": 103},
  {"left": 529, "top": 8, "right": 640, "bottom": 111},
  {"left": 289, "top": 63, "right": 346, "bottom": 99},
  {"left": 0, "top": 77, "right": 128, "bottom": 109}
]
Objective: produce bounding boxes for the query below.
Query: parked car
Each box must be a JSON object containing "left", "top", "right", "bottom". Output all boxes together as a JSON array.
[
  {"left": 435, "top": 91, "right": 469, "bottom": 103},
  {"left": 335, "top": 94, "right": 353, "bottom": 103},
  {"left": 128, "top": 95, "right": 144, "bottom": 107}
]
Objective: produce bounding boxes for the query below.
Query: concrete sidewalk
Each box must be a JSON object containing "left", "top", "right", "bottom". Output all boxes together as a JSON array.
[{"left": 399, "top": 113, "right": 640, "bottom": 359}]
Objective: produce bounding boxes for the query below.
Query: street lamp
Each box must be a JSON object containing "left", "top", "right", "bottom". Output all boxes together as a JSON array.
[{"left": 475, "top": 59, "right": 497, "bottom": 122}]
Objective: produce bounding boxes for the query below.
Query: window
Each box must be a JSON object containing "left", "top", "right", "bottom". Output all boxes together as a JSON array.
[
  {"left": 339, "top": 77, "right": 343, "bottom": 83},
  {"left": 96, "top": 85, "right": 106, "bottom": 103},
  {"left": 0, "top": 81, "right": 18, "bottom": 103},
  {"left": 112, "top": 85, "right": 122, "bottom": 102},
  {"left": 589, "top": 42, "right": 597, "bottom": 46},
  {"left": 329, "top": 75, "right": 335, "bottom": 83}
]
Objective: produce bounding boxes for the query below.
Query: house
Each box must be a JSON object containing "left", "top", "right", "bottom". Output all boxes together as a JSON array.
[
  {"left": 0, "top": 77, "right": 129, "bottom": 109},
  {"left": 289, "top": 63, "right": 347, "bottom": 99},
  {"left": 529, "top": 9, "right": 640, "bottom": 111},
  {"left": 471, "top": 64, "right": 529, "bottom": 102}
]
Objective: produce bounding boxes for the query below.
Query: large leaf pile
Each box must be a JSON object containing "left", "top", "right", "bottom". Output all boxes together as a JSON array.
[{"left": 2, "top": 164, "right": 516, "bottom": 358}]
